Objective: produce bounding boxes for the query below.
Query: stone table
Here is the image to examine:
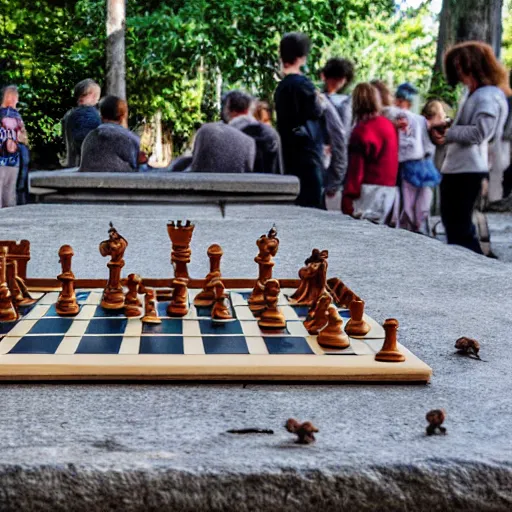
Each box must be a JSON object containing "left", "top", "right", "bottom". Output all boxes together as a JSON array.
[{"left": 0, "top": 204, "right": 511, "bottom": 511}]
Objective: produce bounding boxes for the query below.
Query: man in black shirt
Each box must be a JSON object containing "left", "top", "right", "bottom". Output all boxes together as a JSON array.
[{"left": 274, "top": 32, "right": 325, "bottom": 208}]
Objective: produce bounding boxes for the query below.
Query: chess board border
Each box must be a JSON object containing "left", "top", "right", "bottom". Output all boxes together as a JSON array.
[{"left": 0, "top": 280, "right": 433, "bottom": 383}]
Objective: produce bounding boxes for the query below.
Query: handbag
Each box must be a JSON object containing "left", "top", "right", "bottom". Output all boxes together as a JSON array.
[{"left": 401, "top": 158, "right": 441, "bottom": 188}]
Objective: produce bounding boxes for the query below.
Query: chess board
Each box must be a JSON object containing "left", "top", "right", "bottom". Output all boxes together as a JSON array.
[{"left": 0, "top": 287, "right": 432, "bottom": 382}]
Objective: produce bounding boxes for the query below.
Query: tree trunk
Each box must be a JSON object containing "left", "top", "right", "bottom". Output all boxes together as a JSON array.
[
  {"left": 435, "top": 0, "right": 504, "bottom": 73},
  {"left": 106, "top": 0, "right": 126, "bottom": 99}
]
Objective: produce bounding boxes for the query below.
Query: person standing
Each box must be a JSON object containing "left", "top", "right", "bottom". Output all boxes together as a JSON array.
[
  {"left": 274, "top": 32, "right": 325, "bottom": 208},
  {"left": 433, "top": 42, "right": 509, "bottom": 254},
  {"left": 62, "top": 79, "right": 102, "bottom": 167},
  {"left": 342, "top": 83, "right": 399, "bottom": 223},
  {"left": 0, "top": 85, "right": 27, "bottom": 208}
]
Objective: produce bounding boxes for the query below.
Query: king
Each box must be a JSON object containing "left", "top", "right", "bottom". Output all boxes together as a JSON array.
[{"left": 99, "top": 223, "right": 128, "bottom": 310}]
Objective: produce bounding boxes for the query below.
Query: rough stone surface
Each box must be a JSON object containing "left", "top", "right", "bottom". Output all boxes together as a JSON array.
[
  {"left": 30, "top": 171, "right": 301, "bottom": 195},
  {"left": 0, "top": 204, "right": 511, "bottom": 511}
]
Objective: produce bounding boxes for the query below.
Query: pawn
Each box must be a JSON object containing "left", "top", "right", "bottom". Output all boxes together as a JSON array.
[
  {"left": 211, "top": 279, "right": 233, "bottom": 321},
  {"left": 125, "top": 274, "right": 143, "bottom": 318},
  {"left": 167, "top": 278, "right": 189, "bottom": 317},
  {"left": 317, "top": 305, "right": 350, "bottom": 349},
  {"left": 375, "top": 318, "right": 405, "bottom": 363},
  {"left": 258, "top": 279, "right": 286, "bottom": 330},
  {"left": 304, "top": 293, "right": 331, "bottom": 335},
  {"left": 142, "top": 288, "right": 162, "bottom": 324},
  {"left": 56, "top": 245, "right": 80, "bottom": 316},
  {"left": 344, "top": 299, "right": 371, "bottom": 337}
]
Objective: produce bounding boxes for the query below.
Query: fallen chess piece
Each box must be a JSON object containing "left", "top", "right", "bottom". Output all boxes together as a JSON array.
[
  {"left": 285, "top": 418, "right": 319, "bottom": 445},
  {"left": 455, "top": 337, "right": 481, "bottom": 360},
  {"left": 426, "top": 409, "right": 447, "bottom": 436}
]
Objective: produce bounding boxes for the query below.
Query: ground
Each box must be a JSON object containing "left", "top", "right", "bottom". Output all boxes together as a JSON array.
[{"left": 0, "top": 204, "right": 511, "bottom": 511}]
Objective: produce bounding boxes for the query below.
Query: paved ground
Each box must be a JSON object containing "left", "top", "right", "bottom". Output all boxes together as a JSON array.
[{"left": 0, "top": 204, "right": 511, "bottom": 511}]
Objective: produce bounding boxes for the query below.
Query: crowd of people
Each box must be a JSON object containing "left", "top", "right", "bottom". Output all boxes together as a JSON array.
[{"left": 1, "top": 33, "right": 511, "bottom": 258}]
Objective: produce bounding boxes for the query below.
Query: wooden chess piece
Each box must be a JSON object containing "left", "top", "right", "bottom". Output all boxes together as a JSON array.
[
  {"left": 258, "top": 279, "right": 286, "bottom": 330},
  {"left": 304, "top": 293, "right": 331, "bottom": 335},
  {"left": 210, "top": 278, "right": 233, "bottom": 320},
  {"left": 167, "top": 220, "right": 195, "bottom": 281},
  {"left": 125, "top": 273, "right": 142, "bottom": 318},
  {"left": 194, "top": 244, "right": 223, "bottom": 307},
  {"left": 317, "top": 305, "right": 350, "bottom": 349},
  {"left": 344, "top": 299, "right": 371, "bottom": 337},
  {"left": 285, "top": 418, "right": 318, "bottom": 445},
  {"left": 0, "top": 247, "right": 17, "bottom": 322},
  {"left": 99, "top": 222, "right": 128, "bottom": 310},
  {"left": 141, "top": 288, "right": 162, "bottom": 324},
  {"left": 167, "top": 277, "right": 189, "bottom": 317},
  {"left": 375, "top": 318, "right": 406, "bottom": 363},
  {"left": 6, "top": 259, "right": 36, "bottom": 307},
  {"left": 56, "top": 245, "right": 80, "bottom": 316},
  {"left": 290, "top": 249, "right": 329, "bottom": 306},
  {"left": 248, "top": 226, "right": 280, "bottom": 313}
]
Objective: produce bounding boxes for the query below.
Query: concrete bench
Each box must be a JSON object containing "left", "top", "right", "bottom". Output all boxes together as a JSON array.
[{"left": 29, "top": 170, "right": 300, "bottom": 213}]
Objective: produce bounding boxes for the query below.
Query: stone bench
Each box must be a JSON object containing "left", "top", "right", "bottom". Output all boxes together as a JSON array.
[{"left": 29, "top": 170, "right": 300, "bottom": 212}]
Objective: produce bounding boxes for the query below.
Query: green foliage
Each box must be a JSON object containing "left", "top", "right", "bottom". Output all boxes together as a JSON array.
[{"left": 321, "top": 4, "right": 436, "bottom": 94}]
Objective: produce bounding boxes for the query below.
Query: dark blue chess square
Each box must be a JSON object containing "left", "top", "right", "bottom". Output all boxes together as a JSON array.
[
  {"left": 85, "top": 319, "right": 127, "bottom": 335},
  {"left": 139, "top": 336, "right": 184, "bottom": 354},
  {"left": 290, "top": 305, "right": 310, "bottom": 318},
  {"left": 238, "top": 292, "right": 252, "bottom": 301},
  {"left": 142, "top": 319, "right": 183, "bottom": 335},
  {"left": 195, "top": 305, "right": 212, "bottom": 318},
  {"left": 75, "top": 335, "right": 123, "bottom": 354},
  {"left": 263, "top": 336, "right": 314, "bottom": 355},
  {"left": 18, "top": 303, "right": 37, "bottom": 316},
  {"left": 202, "top": 336, "right": 249, "bottom": 354},
  {"left": 0, "top": 321, "right": 17, "bottom": 335},
  {"left": 157, "top": 302, "right": 169, "bottom": 317},
  {"left": 199, "top": 320, "right": 243, "bottom": 335},
  {"left": 9, "top": 335, "right": 64, "bottom": 354},
  {"left": 94, "top": 307, "right": 126, "bottom": 318},
  {"left": 28, "top": 318, "right": 73, "bottom": 335},
  {"left": 76, "top": 291, "right": 91, "bottom": 303},
  {"left": 338, "top": 309, "right": 350, "bottom": 318},
  {"left": 44, "top": 304, "right": 83, "bottom": 317}
]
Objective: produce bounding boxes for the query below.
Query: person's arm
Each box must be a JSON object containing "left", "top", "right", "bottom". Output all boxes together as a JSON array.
[
  {"left": 446, "top": 113, "right": 498, "bottom": 145},
  {"left": 115, "top": 130, "right": 140, "bottom": 171},
  {"left": 301, "top": 79, "right": 323, "bottom": 121}
]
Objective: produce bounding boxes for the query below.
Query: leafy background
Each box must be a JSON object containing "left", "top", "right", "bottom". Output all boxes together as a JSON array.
[{"left": 2, "top": 0, "right": 505, "bottom": 168}]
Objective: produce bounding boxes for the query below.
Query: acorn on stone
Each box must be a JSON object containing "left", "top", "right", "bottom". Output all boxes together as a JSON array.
[
  {"left": 285, "top": 418, "right": 319, "bottom": 444},
  {"left": 426, "top": 409, "right": 447, "bottom": 436},
  {"left": 455, "top": 337, "right": 481, "bottom": 360}
]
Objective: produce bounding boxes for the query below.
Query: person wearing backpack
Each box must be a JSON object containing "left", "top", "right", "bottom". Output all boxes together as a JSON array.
[
  {"left": 432, "top": 42, "right": 510, "bottom": 255},
  {"left": 0, "top": 85, "right": 27, "bottom": 208}
]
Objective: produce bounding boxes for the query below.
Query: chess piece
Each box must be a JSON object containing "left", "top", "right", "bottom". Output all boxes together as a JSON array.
[
  {"left": 167, "top": 277, "right": 189, "bottom": 317},
  {"left": 304, "top": 293, "right": 331, "bottom": 335},
  {"left": 258, "top": 279, "right": 286, "bottom": 330},
  {"left": 210, "top": 278, "right": 233, "bottom": 320},
  {"left": 455, "top": 337, "right": 481, "bottom": 360},
  {"left": 248, "top": 226, "right": 280, "bottom": 313},
  {"left": 167, "top": 220, "right": 195, "bottom": 281},
  {"left": 317, "top": 305, "right": 350, "bottom": 349},
  {"left": 0, "top": 247, "right": 17, "bottom": 322},
  {"left": 194, "top": 244, "right": 223, "bottom": 307},
  {"left": 375, "top": 318, "right": 406, "bottom": 363},
  {"left": 125, "top": 273, "right": 143, "bottom": 318},
  {"left": 99, "top": 223, "right": 128, "bottom": 310},
  {"left": 290, "top": 249, "right": 329, "bottom": 306},
  {"left": 426, "top": 409, "right": 447, "bottom": 436},
  {"left": 56, "top": 245, "right": 80, "bottom": 316},
  {"left": 141, "top": 287, "right": 162, "bottom": 324},
  {"left": 344, "top": 299, "right": 371, "bottom": 337},
  {"left": 285, "top": 418, "right": 318, "bottom": 445},
  {"left": 6, "top": 259, "right": 36, "bottom": 307}
]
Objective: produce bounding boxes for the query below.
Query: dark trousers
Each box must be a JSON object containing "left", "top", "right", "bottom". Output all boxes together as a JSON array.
[{"left": 440, "top": 173, "right": 487, "bottom": 254}]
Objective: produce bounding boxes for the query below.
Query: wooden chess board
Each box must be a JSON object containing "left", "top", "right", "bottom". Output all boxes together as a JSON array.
[{"left": 0, "top": 284, "right": 432, "bottom": 382}]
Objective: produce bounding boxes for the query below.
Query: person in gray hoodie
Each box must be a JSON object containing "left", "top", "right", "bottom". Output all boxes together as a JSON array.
[{"left": 433, "top": 42, "right": 510, "bottom": 254}]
